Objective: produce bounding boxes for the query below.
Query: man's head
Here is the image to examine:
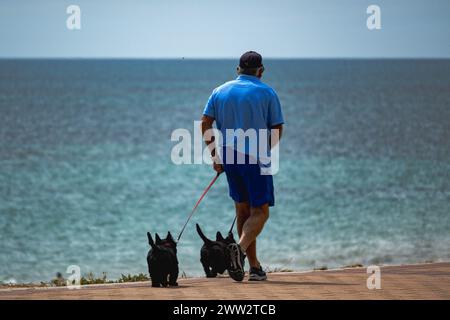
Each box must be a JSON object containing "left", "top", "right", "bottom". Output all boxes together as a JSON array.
[{"left": 237, "top": 51, "right": 264, "bottom": 78}]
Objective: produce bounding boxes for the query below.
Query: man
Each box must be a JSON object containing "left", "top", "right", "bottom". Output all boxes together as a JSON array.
[{"left": 201, "top": 51, "right": 284, "bottom": 282}]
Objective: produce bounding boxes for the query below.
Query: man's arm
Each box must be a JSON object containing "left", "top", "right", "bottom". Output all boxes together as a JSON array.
[
  {"left": 201, "top": 115, "right": 223, "bottom": 173},
  {"left": 200, "top": 115, "right": 215, "bottom": 156}
]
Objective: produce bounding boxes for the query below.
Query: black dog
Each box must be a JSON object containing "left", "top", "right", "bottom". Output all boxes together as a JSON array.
[
  {"left": 147, "top": 231, "right": 179, "bottom": 287},
  {"left": 196, "top": 223, "right": 236, "bottom": 278}
]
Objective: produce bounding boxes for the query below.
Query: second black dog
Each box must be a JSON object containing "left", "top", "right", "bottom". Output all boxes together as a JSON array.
[
  {"left": 147, "top": 231, "right": 179, "bottom": 287},
  {"left": 196, "top": 223, "right": 236, "bottom": 278}
]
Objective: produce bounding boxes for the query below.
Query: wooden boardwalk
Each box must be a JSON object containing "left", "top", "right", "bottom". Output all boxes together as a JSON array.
[{"left": 1, "top": 262, "right": 449, "bottom": 300}]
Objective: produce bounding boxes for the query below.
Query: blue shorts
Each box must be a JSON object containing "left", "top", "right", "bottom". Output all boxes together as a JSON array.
[{"left": 222, "top": 148, "right": 274, "bottom": 207}]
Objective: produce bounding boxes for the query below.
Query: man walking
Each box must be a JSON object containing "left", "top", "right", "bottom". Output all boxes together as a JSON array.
[{"left": 201, "top": 51, "right": 284, "bottom": 282}]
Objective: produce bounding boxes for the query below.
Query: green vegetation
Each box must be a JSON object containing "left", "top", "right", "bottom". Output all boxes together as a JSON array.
[
  {"left": 48, "top": 272, "right": 150, "bottom": 287},
  {"left": 80, "top": 272, "right": 113, "bottom": 285},
  {"left": 117, "top": 273, "right": 150, "bottom": 283},
  {"left": 344, "top": 263, "right": 364, "bottom": 268}
]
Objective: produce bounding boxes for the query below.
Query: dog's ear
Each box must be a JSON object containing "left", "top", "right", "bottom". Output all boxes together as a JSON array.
[
  {"left": 216, "top": 231, "right": 225, "bottom": 242},
  {"left": 147, "top": 232, "right": 157, "bottom": 249},
  {"left": 155, "top": 233, "right": 162, "bottom": 244},
  {"left": 226, "top": 232, "right": 236, "bottom": 243},
  {"left": 166, "top": 231, "right": 175, "bottom": 243}
]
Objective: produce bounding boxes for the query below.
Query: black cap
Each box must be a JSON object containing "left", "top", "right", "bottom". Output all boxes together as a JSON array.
[{"left": 239, "top": 51, "right": 263, "bottom": 69}]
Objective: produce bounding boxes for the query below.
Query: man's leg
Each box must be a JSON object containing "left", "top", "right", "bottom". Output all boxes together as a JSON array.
[
  {"left": 228, "top": 202, "right": 269, "bottom": 281},
  {"left": 235, "top": 202, "right": 260, "bottom": 269},
  {"left": 239, "top": 203, "right": 269, "bottom": 254},
  {"left": 227, "top": 156, "right": 272, "bottom": 281}
]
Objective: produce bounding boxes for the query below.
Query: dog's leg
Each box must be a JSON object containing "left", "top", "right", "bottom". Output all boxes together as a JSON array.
[
  {"left": 201, "top": 260, "right": 214, "bottom": 278},
  {"left": 201, "top": 253, "right": 215, "bottom": 278},
  {"left": 151, "top": 274, "right": 161, "bottom": 288},
  {"left": 208, "top": 269, "right": 218, "bottom": 278},
  {"left": 169, "top": 264, "right": 179, "bottom": 286},
  {"left": 161, "top": 272, "right": 169, "bottom": 287},
  {"left": 149, "top": 263, "right": 159, "bottom": 287}
]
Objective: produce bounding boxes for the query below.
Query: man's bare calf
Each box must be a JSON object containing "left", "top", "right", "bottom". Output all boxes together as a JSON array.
[{"left": 235, "top": 202, "right": 269, "bottom": 268}]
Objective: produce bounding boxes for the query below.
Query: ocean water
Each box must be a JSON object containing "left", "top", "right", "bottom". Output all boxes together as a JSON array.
[{"left": 0, "top": 59, "right": 449, "bottom": 283}]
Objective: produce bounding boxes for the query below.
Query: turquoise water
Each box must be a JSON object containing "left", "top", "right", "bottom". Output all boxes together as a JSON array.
[{"left": 1, "top": 59, "right": 450, "bottom": 283}]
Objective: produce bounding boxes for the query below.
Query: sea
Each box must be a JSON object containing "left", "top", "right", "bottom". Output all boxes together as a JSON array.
[{"left": 1, "top": 59, "right": 449, "bottom": 283}]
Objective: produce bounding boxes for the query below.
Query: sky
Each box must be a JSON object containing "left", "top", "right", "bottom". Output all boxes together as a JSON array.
[{"left": 0, "top": 0, "right": 449, "bottom": 58}]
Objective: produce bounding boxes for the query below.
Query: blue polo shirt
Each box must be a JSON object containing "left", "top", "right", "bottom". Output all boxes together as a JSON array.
[{"left": 203, "top": 75, "right": 284, "bottom": 160}]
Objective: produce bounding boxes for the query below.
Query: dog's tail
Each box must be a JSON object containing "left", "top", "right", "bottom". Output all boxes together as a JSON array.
[
  {"left": 196, "top": 223, "right": 213, "bottom": 245},
  {"left": 147, "top": 232, "right": 158, "bottom": 250}
]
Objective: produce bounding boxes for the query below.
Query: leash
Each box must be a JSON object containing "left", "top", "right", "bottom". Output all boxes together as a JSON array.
[
  {"left": 177, "top": 172, "right": 222, "bottom": 242},
  {"left": 228, "top": 216, "right": 237, "bottom": 234}
]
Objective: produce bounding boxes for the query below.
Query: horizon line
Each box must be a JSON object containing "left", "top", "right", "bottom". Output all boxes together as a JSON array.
[{"left": 1, "top": 56, "right": 449, "bottom": 60}]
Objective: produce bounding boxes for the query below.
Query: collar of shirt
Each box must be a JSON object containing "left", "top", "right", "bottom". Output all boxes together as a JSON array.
[{"left": 236, "top": 74, "right": 261, "bottom": 82}]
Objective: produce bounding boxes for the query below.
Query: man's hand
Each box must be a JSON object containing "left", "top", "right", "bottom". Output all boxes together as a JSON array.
[{"left": 212, "top": 156, "right": 224, "bottom": 174}]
